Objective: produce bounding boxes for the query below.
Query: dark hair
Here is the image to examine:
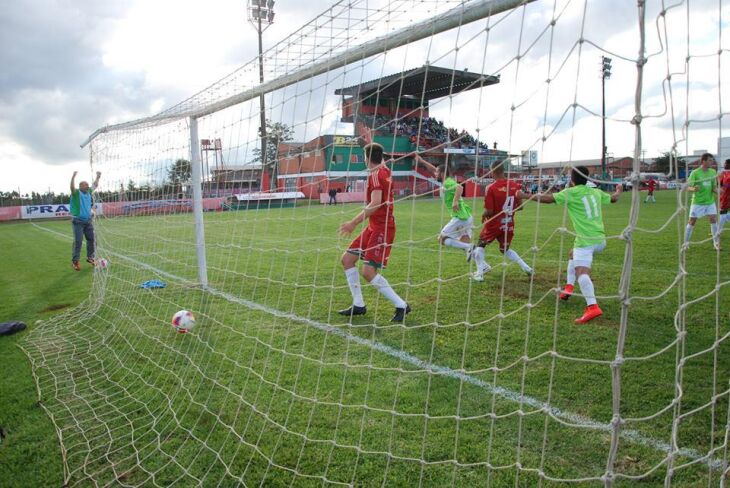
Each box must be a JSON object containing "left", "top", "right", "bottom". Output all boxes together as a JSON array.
[
  {"left": 725, "top": 158, "right": 730, "bottom": 170},
  {"left": 701, "top": 152, "right": 714, "bottom": 162},
  {"left": 572, "top": 166, "right": 590, "bottom": 186},
  {"left": 364, "top": 143, "right": 384, "bottom": 164},
  {"left": 490, "top": 159, "right": 506, "bottom": 174}
]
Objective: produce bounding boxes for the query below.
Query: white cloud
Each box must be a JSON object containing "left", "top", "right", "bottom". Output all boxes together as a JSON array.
[{"left": 1, "top": 0, "right": 728, "bottom": 193}]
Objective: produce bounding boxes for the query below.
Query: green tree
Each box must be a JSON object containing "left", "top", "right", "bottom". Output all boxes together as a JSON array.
[
  {"left": 167, "top": 159, "right": 192, "bottom": 198},
  {"left": 653, "top": 152, "right": 685, "bottom": 175},
  {"left": 252, "top": 120, "right": 294, "bottom": 190}
]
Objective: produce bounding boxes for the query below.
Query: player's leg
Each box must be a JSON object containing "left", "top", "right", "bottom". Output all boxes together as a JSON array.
[
  {"left": 84, "top": 221, "right": 96, "bottom": 265},
  {"left": 71, "top": 218, "right": 83, "bottom": 271},
  {"left": 501, "top": 233, "right": 532, "bottom": 275},
  {"left": 471, "top": 240, "right": 492, "bottom": 281},
  {"left": 719, "top": 210, "right": 729, "bottom": 234},
  {"left": 460, "top": 217, "right": 475, "bottom": 261},
  {"left": 440, "top": 218, "right": 472, "bottom": 254},
  {"left": 573, "top": 242, "right": 606, "bottom": 324},
  {"left": 709, "top": 209, "right": 720, "bottom": 249},
  {"left": 560, "top": 250, "right": 576, "bottom": 300},
  {"left": 684, "top": 212, "right": 698, "bottom": 247},
  {"left": 361, "top": 226, "right": 409, "bottom": 322},
  {"left": 339, "top": 230, "right": 368, "bottom": 316},
  {"left": 473, "top": 224, "right": 494, "bottom": 280}
]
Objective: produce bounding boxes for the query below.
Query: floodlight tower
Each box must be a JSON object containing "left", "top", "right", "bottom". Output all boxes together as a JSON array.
[
  {"left": 600, "top": 56, "right": 612, "bottom": 185},
  {"left": 248, "top": 0, "right": 275, "bottom": 188}
]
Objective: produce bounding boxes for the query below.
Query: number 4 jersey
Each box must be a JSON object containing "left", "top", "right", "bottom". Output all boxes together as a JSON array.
[
  {"left": 481, "top": 179, "right": 523, "bottom": 243},
  {"left": 553, "top": 184, "right": 612, "bottom": 248}
]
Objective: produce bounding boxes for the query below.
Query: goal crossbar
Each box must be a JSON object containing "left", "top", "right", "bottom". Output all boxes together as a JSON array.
[{"left": 80, "top": 0, "right": 535, "bottom": 148}]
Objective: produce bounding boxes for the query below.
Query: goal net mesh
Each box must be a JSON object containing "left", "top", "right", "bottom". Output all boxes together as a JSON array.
[{"left": 21, "top": 0, "right": 730, "bottom": 485}]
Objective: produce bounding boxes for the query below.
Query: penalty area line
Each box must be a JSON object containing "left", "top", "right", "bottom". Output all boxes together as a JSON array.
[{"left": 31, "top": 221, "right": 725, "bottom": 471}]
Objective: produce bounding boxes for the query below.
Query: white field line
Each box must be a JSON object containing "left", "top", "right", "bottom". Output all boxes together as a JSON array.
[{"left": 31, "top": 222, "right": 725, "bottom": 471}]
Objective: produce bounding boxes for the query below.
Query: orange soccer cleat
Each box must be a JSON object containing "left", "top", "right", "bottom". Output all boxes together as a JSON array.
[
  {"left": 575, "top": 304, "right": 603, "bottom": 324},
  {"left": 72, "top": 261, "right": 81, "bottom": 271},
  {"left": 559, "top": 284, "right": 574, "bottom": 301}
]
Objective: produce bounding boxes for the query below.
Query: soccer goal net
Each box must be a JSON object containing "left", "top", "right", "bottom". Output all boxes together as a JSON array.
[{"left": 22, "top": 0, "right": 730, "bottom": 485}]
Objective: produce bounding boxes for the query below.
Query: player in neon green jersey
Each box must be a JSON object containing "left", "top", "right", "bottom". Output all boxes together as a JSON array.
[
  {"left": 528, "top": 166, "right": 622, "bottom": 324},
  {"left": 684, "top": 153, "right": 720, "bottom": 251},
  {"left": 413, "top": 153, "right": 474, "bottom": 259}
]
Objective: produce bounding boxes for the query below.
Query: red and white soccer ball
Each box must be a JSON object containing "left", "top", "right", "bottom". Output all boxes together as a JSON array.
[
  {"left": 96, "top": 258, "right": 109, "bottom": 269},
  {"left": 172, "top": 310, "right": 196, "bottom": 333}
]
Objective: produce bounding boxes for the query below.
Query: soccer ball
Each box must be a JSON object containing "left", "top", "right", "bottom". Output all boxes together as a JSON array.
[
  {"left": 96, "top": 258, "right": 109, "bottom": 269},
  {"left": 172, "top": 310, "right": 196, "bottom": 333}
]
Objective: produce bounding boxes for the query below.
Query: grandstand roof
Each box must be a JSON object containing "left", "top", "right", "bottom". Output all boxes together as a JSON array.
[{"left": 334, "top": 65, "right": 500, "bottom": 100}]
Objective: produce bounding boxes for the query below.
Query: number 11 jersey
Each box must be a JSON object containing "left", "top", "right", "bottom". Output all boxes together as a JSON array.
[{"left": 553, "top": 184, "right": 612, "bottom": 248}]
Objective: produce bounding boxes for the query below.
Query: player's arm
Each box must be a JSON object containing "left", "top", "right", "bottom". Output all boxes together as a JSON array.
[
  {"left": 70, "top": 171, "right": 78, "bottom": 193},
  {"left": 411, "top": 153, "right": 438, "bottom": 176},
  {"left": 482, "top": 187, "right": 495, "bottom": 222},
  {"left": 338, "top": 190, "right": 383, "bottom": 236},
  {"left": 686, "top": 173, "right": 698, "bottom": 192},
  {"left": 526, "top": 192, "right": 556, "bottom": 204},
  {"left": 452, "top": 183, "right": 463, "bottom": 213},
  {"left": 610, "top": 184, "right": 622, "bottom": 203},
  {"left": 514, "top": 190, "right": 528, "bottom": 211},
  {"left": 92, "top": 171, "right": 102, "bottom": 190}
]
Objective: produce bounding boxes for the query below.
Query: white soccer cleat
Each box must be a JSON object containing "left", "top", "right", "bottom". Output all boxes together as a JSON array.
[
  {"left": 524, "top": 267, "right": 534, "bottom": 276},
  {"left": 472, "top": 264, "right": 491, "bottom": 281}
]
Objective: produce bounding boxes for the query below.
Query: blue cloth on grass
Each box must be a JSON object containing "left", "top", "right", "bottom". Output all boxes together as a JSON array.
[{"left": 140, "top": 280, "right": 166, "bottom": 289}]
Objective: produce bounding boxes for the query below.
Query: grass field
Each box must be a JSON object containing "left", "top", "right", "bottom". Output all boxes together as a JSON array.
[{"left": 3, "top": 190, "right": 730, "bottom": 486}]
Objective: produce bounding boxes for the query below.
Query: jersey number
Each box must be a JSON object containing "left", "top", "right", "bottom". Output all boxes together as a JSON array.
[
  {"left": 581, "top": 195, "right": 599, "bottom": 219},
  {"left": 503, "top": 196, "right": 515, "bottom": 214}
]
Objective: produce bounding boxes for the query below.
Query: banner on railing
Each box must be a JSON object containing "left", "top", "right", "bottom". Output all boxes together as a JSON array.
[{"left": 20, "top": 203, "right": 74, "bottom": 219}]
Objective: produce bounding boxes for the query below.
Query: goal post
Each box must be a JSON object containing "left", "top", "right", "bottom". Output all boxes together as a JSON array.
[{"left": 21, "top": 0, "right": 730, "bottom": 486}]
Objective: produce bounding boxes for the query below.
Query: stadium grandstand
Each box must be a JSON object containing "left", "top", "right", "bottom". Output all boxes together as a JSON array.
[{"left": 276, "top": 65, "right": 510, "bottom": 200}]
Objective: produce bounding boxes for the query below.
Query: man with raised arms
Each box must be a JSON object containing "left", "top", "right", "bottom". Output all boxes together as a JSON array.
[{"left": 528, "top": 166, "right": 622, "bottom": 324}]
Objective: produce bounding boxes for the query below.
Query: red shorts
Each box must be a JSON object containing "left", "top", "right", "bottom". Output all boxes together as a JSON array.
[
  {"left": 479, "top": 226, "right": 514, "bottom": 252},
  {"left": 347, "top": 225, "right": 396, "bottom": 268}
]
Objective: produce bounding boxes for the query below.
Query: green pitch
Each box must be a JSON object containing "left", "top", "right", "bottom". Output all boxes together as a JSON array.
[{"left": 2, "top": 191, "right": 729, "bottom": 486}]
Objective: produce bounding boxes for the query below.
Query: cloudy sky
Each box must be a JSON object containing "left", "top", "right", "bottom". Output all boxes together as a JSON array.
[{"left": 1, "top": 0, "right": 727, "bottom": 194}]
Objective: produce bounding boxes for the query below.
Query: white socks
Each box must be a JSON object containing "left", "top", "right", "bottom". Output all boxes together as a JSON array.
[
  {"left": 711, "top": 223, "right": 720, "bottom": 245},
  {"left": 577, "top": 274, "right": 597, "bottom": 306},
  {"left": 346, "top": 268, "right": 407, "bottom": 308},
  {"left": 719, "top": 214, "right": 730, "bottom": 234},
  {"left": 566, "top": 259, "right": 576, "bottom": 286},
  {"left": 369, "top": 274, "right": 407, "bottom": 308},
  {"left": 344, "top": 267, "right": 365, "bottom": 307},
  {"left": 504, "top": 249, "right": 532, "bottom": 273},
  {"left": 443, "top": 237, "right": 471, "bottom": 251},
  {"left": 473, "top": 246, "right": 490, "bottom": 271},
  {"left": 684, "top": 224, "right": 694, "bottom": 244}
]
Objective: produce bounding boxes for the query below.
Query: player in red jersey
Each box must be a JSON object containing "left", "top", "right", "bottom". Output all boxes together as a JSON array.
[
  {"left": 338, "top": 142, "right": 410, "bottom": 322},
  {"left": 645, "top": 177, "right": 656, "bottom": 203},
  {"left": 471, "top": 160, "right": 533, "bottom": 281},
  {"left": 718, "top": 159, "right": 730, "bottom": 235}
]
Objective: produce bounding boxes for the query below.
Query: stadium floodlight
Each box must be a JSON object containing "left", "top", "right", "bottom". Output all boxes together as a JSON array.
[
  {"left": 248, "top": 0, "right": 276, "bottom": 189},
  {"left": 600, "top": 55, "right": 612, "bottom": 186}
]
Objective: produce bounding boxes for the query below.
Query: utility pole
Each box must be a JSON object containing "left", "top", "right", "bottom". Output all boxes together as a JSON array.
[
  {"left": 248, "top": 0, "right": 275, "bottom": 189},
  {"left": 601, "top": 56, "right": 612, "bottom": 188}
]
